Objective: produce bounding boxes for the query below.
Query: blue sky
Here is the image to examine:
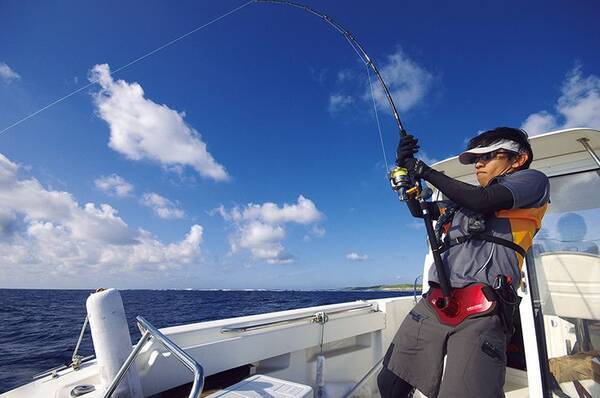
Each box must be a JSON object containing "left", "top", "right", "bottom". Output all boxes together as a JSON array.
[{"left": 1, "top": 0, "right": 599, "bottom": 289}]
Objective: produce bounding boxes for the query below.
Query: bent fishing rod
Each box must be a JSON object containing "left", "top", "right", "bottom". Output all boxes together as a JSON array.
[{"left": 254, "top": 0, "right": 453, "bottom": 303}]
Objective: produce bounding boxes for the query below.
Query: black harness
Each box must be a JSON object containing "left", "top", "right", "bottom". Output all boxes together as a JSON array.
[
  {"left": 440, "top": 233, "right": 527, "bottom": 258},
  {"left": 434, "top": 204, "right": 528, "bottom": 258}
]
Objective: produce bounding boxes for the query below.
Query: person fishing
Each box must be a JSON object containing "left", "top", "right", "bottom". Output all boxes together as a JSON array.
[{"left": 378, "top": 127, "right": 550, "bottom": 397}]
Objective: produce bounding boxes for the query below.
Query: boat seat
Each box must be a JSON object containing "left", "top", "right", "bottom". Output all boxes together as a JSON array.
[
  {"left": 536, "top": 252, "right": 600, "bottom": 320},
  {"left": 204, "top": 374, "right": 313, "bottom": 398}
]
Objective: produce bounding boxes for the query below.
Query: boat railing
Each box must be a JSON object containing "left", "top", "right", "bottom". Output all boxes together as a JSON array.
[
  {"left": 103, "top": 316, "right": 204, "bottom": 398},
  {"left": 220, "top": 302, "right": 376, "bottom": 333},
  {"left": 413, "top": 274, "right": 423, "bottom": 303},
  {"left": 32, "top": 355, "right": 95, "bottom": 381},
  {"left": 33, "top": 312, "right": 92, "bottom": 379}
]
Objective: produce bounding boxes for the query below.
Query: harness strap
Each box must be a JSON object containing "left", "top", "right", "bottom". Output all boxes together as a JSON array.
[{"left": 441, "top": 233, "right": 527, "bottom": 258}]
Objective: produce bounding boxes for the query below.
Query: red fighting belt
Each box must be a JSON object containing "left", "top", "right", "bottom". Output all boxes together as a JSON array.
[{"left": 425, "top": 283, "right": 497, "bottom": 326}]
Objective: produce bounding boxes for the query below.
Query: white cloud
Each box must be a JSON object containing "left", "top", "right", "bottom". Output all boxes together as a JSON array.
[
  {"left": 521, "top": 112, "right": 557, "bottom": 136},
  {"left": 217, "top": 196, "right": 324, "bottom": 264},
  {"left": 311, "top": 225, "right": 326, "bottom": 237},
  {"left": 406, "top": 220, "right": 425, "bottom": 230},
  {"left": 521, "top": 65, "right": 600, "bottom": 135},
  {"left": 141, "top": 192, "right": 185, "bottom": 220},
  {"left": 329, "top": 48, "right": 432, "bottom": 117},
  {"left": 0, "top": 62, "right": 20, "bottom": 83},
  {"left": 240, "top": 195, "right": 322, "bottom": 225},
  {"left": 233, "top": 221, "right": 292, "bottom": 264},
  {"left": 0, "top": 153, "right": 203, "bottom": 275},
  {"left": 346, "top": 252, "right": 368, "bottom": 261},
  {"left": 417, "top": 151, "right": 439, "bottom": 166},
  {"left": 0, "top": 208, "right": 16, "bottom": 237},
  {"left": 89, "top": 63, "right": 229, "bottom": 181},
  {"left": 94, "top": 174, "right": 134, "bottom": 197},
  {"left": 328, "top": 93, "right": 354, "bottom": 114},
  {"left": 303, "top": 225, "right": 326, "bottom": 242},
  {"left": 368, "top": 48, "right": 433, "bottom": 113},
  {"left": 337, "top": 69, "right": 355, "bottom": 83}
]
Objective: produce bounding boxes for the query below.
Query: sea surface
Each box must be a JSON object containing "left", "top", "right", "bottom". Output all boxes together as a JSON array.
[{"left": 0, "top": 288, "right": 410, "bottom": 393}]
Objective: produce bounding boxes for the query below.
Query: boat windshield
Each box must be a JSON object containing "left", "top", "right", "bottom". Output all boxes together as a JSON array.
[{"left": 529, "top": 168, "right": 600, "bottom": 389}]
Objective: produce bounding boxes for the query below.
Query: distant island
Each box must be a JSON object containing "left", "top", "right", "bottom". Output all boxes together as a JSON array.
[{"left": 344, "top": 283, "right": 420, "bottom": 292}]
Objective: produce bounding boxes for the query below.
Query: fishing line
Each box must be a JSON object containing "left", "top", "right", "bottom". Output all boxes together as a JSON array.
[
  {"left": 0, "top": 0, "right": 254, "bottom": 136},
  {"left": 254, "top": 0, "right": 407, "bottom": 138},
  {"left": 3, "top": 0, "right": 400, "bottom": 180},
  {"left": 255, "top": 0, "right": 407, "bottom": 174},
  {"left": 367, "top": 66, "right": 390, "bottom": 174}
]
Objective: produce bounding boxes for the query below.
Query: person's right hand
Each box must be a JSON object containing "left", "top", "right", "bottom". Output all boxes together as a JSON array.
[{"left": 396, "top": 134, "right": 420, "bottom": 167}]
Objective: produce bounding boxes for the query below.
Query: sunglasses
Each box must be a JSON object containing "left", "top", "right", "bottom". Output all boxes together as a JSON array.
[{"left": 469, "top": 150, "right": 516, "bottom": 164}]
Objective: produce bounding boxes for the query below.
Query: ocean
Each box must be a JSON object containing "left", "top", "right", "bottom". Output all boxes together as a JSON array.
[{"left": 0, "top": 288, "right": 409, "bottom": 393}]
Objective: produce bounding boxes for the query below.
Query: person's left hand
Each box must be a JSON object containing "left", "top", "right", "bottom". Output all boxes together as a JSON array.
[
  {"left": 404, "top": 158, "right": 430, "bottom": 179},
  {"left": 396, "top": 134, "right": 420, "bottom": 167}
]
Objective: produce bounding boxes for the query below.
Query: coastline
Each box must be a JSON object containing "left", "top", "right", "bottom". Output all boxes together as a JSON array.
[{"left": 344, "top": 284, "right": 420, "bottom": 292}]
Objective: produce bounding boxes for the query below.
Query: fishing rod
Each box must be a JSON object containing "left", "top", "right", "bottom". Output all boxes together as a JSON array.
[
  {"left": 0, "top": 0, "right": 452, "bottom": 304},
  {"left": 254, "top": 0, "right": 453, "bottom": 303},
  {"left": 254, "top": 0, "right": 405, "bottom": 137}
]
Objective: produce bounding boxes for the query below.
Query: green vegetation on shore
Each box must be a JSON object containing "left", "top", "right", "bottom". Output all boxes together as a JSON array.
[{"left": 345, "top": 283, "right": 420, "bottom": 292}]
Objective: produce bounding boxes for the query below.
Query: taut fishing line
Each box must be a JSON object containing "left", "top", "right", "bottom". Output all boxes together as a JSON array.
[
  {"left": 2, "top": 0, "right": 464, "bottom": 376},
  {"left": 0, "top": 0, "right": 254, "bottom": 136},
  {"left": 1, "top": 0, "right": 405, "bottom": 169}
]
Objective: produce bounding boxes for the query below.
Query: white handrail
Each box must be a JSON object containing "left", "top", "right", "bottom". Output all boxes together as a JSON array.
[{"left": 220, "top": 302, "right": 375, "bottom": 333}]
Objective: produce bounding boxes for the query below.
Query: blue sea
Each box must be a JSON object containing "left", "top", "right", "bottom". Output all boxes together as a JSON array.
[{"left": 0, "top": 289, "right": 409, "bottom": 393}]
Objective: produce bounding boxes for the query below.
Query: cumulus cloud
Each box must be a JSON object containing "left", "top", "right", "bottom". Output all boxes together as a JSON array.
[
  {"left": 346, "top": 252, "right": 368, "bottom": 261},
  {"left": 89, "top": 63, "right": 229, "bottom": 181},
  {"left": 0, "top": 62, "right": 20, "bottom": 83},
  {"left": 239, "top": 195, "right": 322, "bottom": 225},
  {"left": 521, "top": 65, "right": 600, "bottom": 135},
  {"left": 368, "top": 48, "right": 433, "bottom": 113},
  {"left": 416, "top": 151, "right": 439, "bottom": 166},
  {"left": 0, "top": 153, "right": 203, "bottom": 274},
  {"left": 141, "top": 192, "right": 185, "bottom": 219},
  {"left": 216, "top": 196, "right": 324, "bottom": 264},
  {"left": 329, "top": 48, "right": 433, "bottom": 117},
  {"left": 311, "top": 225, "right": 326, "bottom": 237},
  {"left": 337, "top": 69, "right": 355, "bottom": 83},
  {"left": 328, "top": 93, "right": 354, "bottom": 114},
  {"left": 94, "top": 174, "right": 134, "bottom": 197}
]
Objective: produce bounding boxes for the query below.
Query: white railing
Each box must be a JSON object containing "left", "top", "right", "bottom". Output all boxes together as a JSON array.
[
  {"left": 220, "top": 302, "right": 375, "bottom": 333},
  {"left": 103, "top": 316, "right": 204, "bottom": 398}
]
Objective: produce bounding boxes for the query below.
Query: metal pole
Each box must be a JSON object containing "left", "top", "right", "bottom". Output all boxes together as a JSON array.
[
  {"left": 221, "top": 302, "right": 374, "bottom": 333},
  {"left": 71, "top": 315, "right": 89, "bottom": 369},
  {"left": 343, "top": 357, "right": 384, "bottom": 398},
  {"left": 136, "top": 316, "right": 204, "bottom": 379},
  {"left": 577, "top": 137, "right": 600, "bottom": 168},
  {"left": 103, "top": 316, "right": 205, "bottom": 398},
  {"left": 102, "top": 331, "right": 151, "bottom": 398},
  {"left": 413, "top": 275, "right": 423, "bottom": 304}
]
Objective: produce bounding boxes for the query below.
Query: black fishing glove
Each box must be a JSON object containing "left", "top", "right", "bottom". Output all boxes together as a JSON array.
[
  {"left": 395, "top": 134, "right": 420, "bottom": 168},
  {"left": 405, "top": 158, "right": 431, "bottom": 179}
]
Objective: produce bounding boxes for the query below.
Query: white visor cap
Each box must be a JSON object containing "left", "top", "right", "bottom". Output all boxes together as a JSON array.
[{"left": 458, "top": 139, "right": 522, "bottom": 164}]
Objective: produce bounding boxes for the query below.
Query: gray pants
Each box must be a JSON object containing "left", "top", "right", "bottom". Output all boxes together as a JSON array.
[{"left": 379, "top": 299, "right": 507, "bottom": 398}]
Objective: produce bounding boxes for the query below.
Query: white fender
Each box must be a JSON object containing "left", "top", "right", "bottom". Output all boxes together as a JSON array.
[
  {"left": 86, "top": 288, "right": 143, "bottom": 398},
  {"left": 316, "top": 354, "right": 325, "bottom": 397}
]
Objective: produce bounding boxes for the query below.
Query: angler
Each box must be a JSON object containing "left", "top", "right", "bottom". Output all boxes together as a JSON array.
[{"left": 380, "top": 127, "right": 549, "bottom": 397}]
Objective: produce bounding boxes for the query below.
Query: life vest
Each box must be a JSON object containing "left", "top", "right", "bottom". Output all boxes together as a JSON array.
[{"left": 426, "top": 207, "right": 526, "bottom": 327}]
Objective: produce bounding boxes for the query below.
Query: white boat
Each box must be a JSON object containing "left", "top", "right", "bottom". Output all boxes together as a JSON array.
[{"left": 2, "top": 127, "right": 599, "bottom": 398}]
